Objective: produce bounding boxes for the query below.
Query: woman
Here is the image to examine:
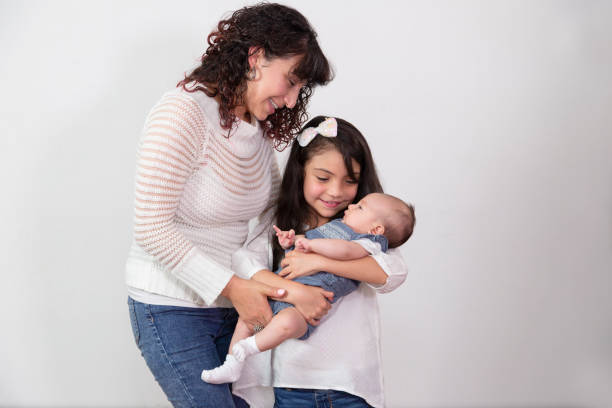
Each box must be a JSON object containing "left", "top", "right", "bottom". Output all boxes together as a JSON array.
[{"left": 126, "top": 4, "right": 332, "bottom": 406}]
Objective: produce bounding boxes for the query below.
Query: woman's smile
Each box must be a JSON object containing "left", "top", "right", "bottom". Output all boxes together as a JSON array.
[{"left": 243, "top": 53, "right": 303, "bottom": 121}]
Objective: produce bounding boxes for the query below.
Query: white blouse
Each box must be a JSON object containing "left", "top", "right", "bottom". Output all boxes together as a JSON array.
[{"left": 232, "top": 225, "right": 408, "bottom": 407}]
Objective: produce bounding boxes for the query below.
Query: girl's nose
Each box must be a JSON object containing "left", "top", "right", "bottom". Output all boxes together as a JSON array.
[{"left": 327, "top": 182, "right": 342, "bottom": 198}]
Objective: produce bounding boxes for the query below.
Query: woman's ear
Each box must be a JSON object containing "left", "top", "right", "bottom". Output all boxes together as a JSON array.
[
  {"left": 370, "top": 224, "right": 385, "bottom": 236},
  {"left": 247, "top": 46, "right": 263, "bottom": 69}
]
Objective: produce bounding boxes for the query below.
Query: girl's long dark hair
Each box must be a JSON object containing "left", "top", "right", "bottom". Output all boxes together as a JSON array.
[
  {"left": 273, "top": 116, "right": 383, "bottom": 268},
  {"left": 177, "top": 3, "right": 332, "bottom": 149}
]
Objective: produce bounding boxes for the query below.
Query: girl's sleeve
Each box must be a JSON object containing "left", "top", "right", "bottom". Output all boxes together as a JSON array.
[
  {"left": 133, "top": 92, "right": 234, "bottom": 305},
  {"left": 231, "top": 152, "right": 281, "bottom": 278},
  {"left": 353, "top": 239, "right": 408, "bottom": 293}
]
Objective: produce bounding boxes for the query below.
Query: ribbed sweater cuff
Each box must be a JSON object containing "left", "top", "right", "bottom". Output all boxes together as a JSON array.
[{"left": 174, "top": 250, "right": 234, "bottom": 305}]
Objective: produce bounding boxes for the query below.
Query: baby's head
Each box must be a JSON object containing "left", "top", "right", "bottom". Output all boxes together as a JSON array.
[{"left": 342, "top": 193, "right": 415, "bottom": 248}]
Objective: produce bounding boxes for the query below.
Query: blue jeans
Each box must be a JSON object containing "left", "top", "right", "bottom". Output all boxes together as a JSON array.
[
  {"left": 128, "top": 297, "right": 248, "bottom": 408},
  {"left": 273, "top": 388, "right": 373, "bottom": 408}
]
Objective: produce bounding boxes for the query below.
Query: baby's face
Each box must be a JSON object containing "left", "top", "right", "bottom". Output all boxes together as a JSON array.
[{"left": 342, "top": 194, "right": 386, "bottom": 234}]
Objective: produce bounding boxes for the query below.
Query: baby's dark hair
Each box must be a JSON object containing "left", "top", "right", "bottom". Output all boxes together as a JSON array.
[
  {"left": 273, "top": 116, "right": 383, "bottom": 268},
  {"left": 381, "top": 195, "right": 416, "bottom": 248},
  {"left": 178, "top": 3, "right": 332, "bottom": 149}
]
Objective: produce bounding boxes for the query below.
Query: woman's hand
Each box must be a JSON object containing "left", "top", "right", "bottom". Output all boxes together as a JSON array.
[
  {"left": 279, "top": 250, "right": 324, "bottom": 280},
  {"left": 285, "top": 282, "right": 334, "bottom": 326},
  {"left": 221, "top": 276, "right": 286, "bottom": 331}
]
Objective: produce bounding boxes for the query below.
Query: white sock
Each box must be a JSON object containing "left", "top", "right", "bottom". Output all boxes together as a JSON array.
[
  {"left": 200, "top": 337, "right": 261, "bottom": 384},
  {"left": 201, "top": 354, "right": 244, "bottom": 384},
  {"left": 231, "top": 336, "right": 261, "bottom": 362}
]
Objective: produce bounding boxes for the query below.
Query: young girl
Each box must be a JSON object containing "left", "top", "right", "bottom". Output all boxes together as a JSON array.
[
  {"left": 229, "top": 116, "right": 409, "bottom": 408},
  {"left": 202, "top": 191, "right": 414, "bottom": 384}
]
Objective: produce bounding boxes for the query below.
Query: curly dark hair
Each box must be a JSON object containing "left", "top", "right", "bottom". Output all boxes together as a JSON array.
[
  {"left": 177, "top": 3, "right": 333, "bottom": 149},
  {"left": 272, "top": 116, "right": 384, "bottom": 268}
]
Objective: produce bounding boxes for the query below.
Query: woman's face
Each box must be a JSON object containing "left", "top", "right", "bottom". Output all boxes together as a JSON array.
[
  {"left": 242, "top": 52, "right": 305, "bottom": 121},
  {"left": 303, "top": 148, "right": 360, "bottom": 227}
]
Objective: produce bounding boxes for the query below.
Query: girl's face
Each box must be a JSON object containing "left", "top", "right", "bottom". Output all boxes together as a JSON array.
[
  {"left": 303, "top": 148, "right": 360, "bottom": 227},
  {"left": 241, "top": 52, "right": 305, "bottom": 121}
]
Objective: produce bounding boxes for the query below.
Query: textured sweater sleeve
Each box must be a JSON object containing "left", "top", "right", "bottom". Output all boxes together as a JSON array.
[
  {"left": 133, "top": 93, "right": 233, "bottom": 305},
  {"left": 232, "top": 156, "right": 280, "bottom": 278}
]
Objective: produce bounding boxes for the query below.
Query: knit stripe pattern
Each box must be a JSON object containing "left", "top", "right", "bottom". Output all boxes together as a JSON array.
[{"left": 125, "top": 89, "right": 279, "bottom": 306}]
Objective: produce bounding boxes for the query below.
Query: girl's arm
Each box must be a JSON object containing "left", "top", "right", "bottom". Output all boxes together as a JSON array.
[
  {"left": 280, "top": 251, "right": 385, "bottom": 284},
  {"left": 280, "top": 246, "right": 408, "bottom": 293}
]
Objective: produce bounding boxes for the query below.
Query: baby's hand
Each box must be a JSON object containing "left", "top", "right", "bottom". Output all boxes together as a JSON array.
[
  {"left": 294, "top": 237, "right": 312, "bottom": 253},
  {"left": 273, "top": 225, "right": 295, "bottom": 249}
]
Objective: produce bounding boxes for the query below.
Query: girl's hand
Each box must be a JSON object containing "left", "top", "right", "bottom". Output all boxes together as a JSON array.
[
  {"left": 273, "top": 225, "right": 295, "bottom": 249},
  {"left": 294, "top": 237, "right": 311, "bottom": 253},
  {"left": 285, "top": 282, "right": 334, "bottom": 325},
  {"left": 221, "top": 276, "right": 286, "bottom": 331},
  {"left": 279, "top": 250, "right": 324, "bottom": 280}
]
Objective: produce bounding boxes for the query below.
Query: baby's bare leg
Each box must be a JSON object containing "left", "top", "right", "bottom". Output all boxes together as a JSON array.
[
  {"left": 202, "top": 308, "right": 308, "bottom": 384},
  {"left": 253, "top": 307, "right": 307, "bottom": 351},
  {"left": 228, "top": 317, "right": 252, "bottom": 353}
]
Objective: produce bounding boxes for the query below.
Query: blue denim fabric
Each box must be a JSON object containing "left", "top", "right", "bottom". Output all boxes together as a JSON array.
[
  {"left": 270, "top": 219, "right": 386, "bottom": 339},
  {"left": 308, "top": 219, "right": 388, "bottom": 252},
  {"left": 273, "top": 387, "right": 373, "bottom": 408},
  {"left": 269, "top": 266, "right": 360, "bottom": 340},
  {"left": 128, "top": 297, "right": 248, "bottom": 408}
]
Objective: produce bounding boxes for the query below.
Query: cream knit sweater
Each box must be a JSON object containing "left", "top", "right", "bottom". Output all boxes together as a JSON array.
[{"left": 125, "top": 88, "right": 279, "bottom": 307}]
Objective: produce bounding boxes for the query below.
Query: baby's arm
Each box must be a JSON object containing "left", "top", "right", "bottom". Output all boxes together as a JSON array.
[
  {"left": 295, "top": 237, "right": 369, "bottom": 260},
  {"left": 273, "top": 225, "right": 298, "bottom": 249}
]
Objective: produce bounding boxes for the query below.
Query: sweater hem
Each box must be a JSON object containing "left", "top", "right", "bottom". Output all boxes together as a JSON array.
[{"left": 125, "top": 257, "right": 234, "bottom": 308}]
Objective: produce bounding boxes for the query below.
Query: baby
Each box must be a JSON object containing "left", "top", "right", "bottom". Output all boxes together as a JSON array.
[{"left": 201, "top": 192, "right": 415, "bottom": 384}]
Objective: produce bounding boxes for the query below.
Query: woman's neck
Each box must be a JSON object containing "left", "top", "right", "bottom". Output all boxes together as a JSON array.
[
  {"left": 233, "top": 105, "right": 252, "bottom": 123},
  {"left": 209, "top": 88, "right": 252, "bottom": 124}
]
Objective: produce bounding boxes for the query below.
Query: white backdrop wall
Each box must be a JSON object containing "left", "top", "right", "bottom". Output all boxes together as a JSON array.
[{"left": 1, "top": 1, "right": 611, "bottom": 407}]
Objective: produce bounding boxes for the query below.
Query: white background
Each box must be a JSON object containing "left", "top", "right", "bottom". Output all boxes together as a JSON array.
[{"left": 1, "top": 1, "right": 611, "bottom": 407}]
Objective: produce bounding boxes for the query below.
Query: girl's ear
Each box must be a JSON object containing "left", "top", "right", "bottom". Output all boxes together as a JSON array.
[{"left": 370, "top": 224, "right": 385, "bottom": 236}]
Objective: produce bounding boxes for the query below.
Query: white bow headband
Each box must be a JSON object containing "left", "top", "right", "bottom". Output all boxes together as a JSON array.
[{"left": 296, "top": 117, "right": 337, "bottom": 147}]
